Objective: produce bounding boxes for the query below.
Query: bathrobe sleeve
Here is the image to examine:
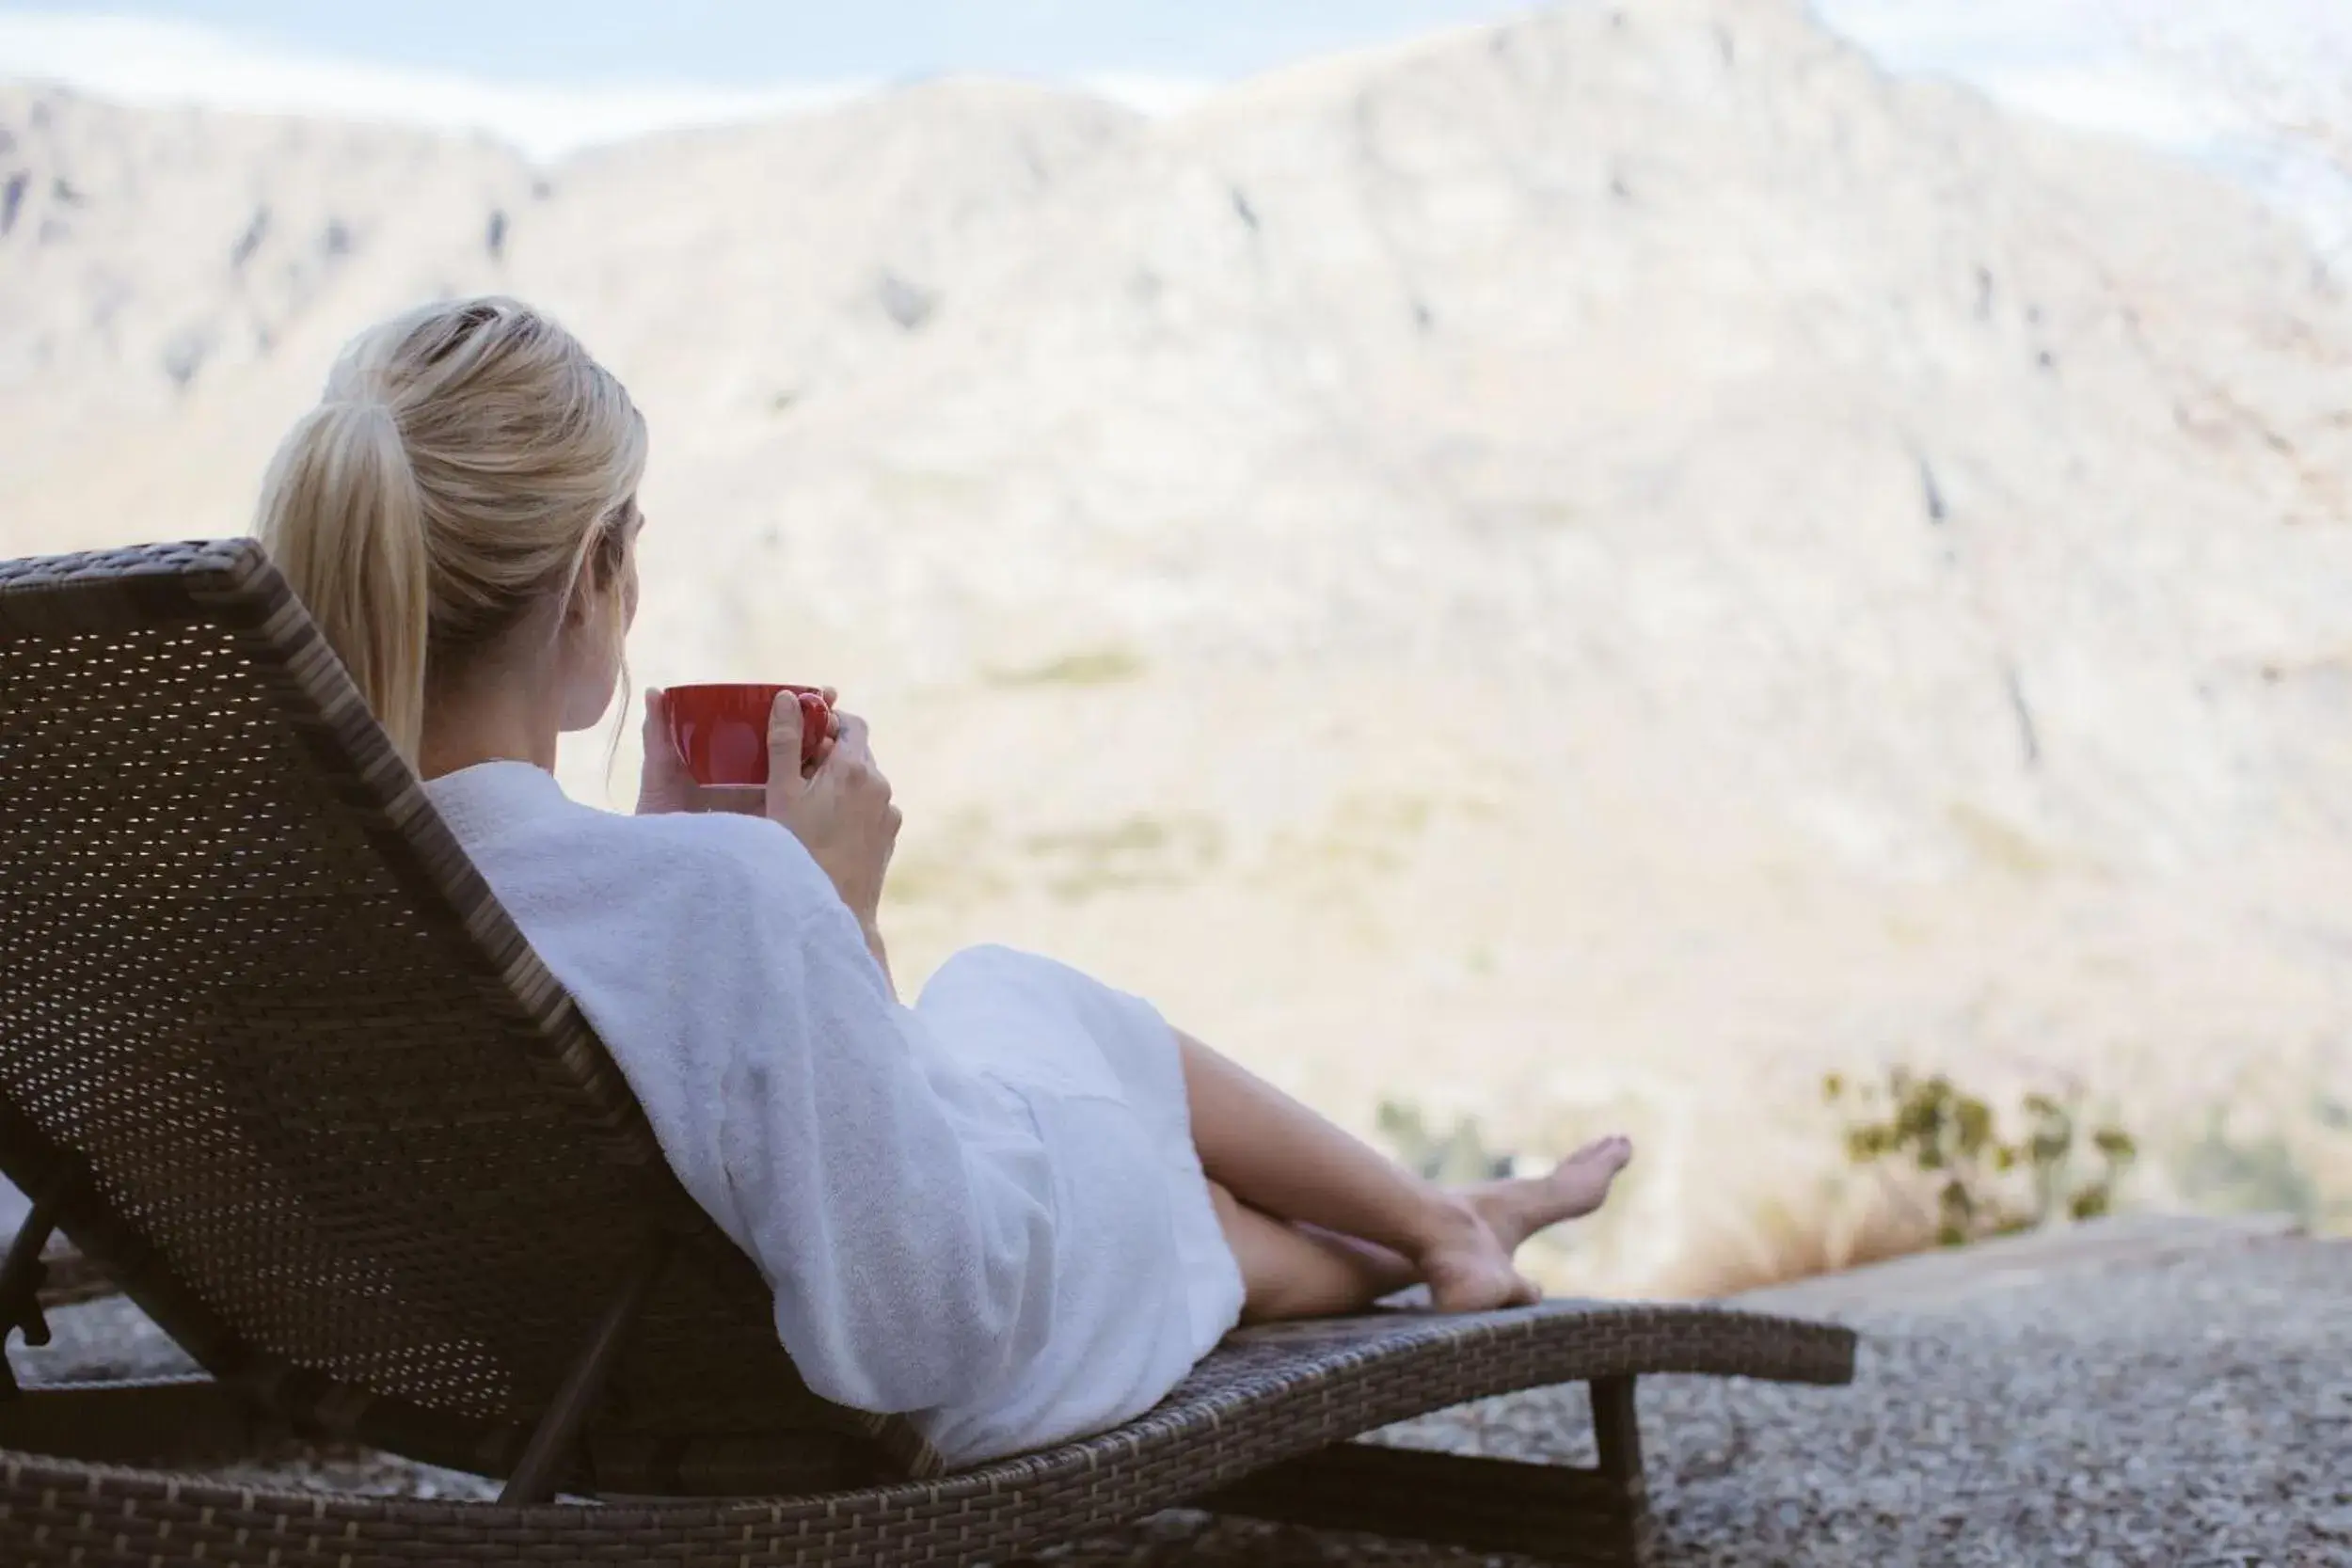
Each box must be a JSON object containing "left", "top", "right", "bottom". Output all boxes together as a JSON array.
[{"left": 714, "top": 848, "right": 1062, "bottom": 1412}]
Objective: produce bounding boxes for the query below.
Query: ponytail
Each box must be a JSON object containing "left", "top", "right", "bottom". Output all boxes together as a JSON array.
[
  {"left": 254, "top": 398, "right": 432, "bottom": 761},
  {"left": 252, "top": 298, "right": 646, "bottom": 769}
]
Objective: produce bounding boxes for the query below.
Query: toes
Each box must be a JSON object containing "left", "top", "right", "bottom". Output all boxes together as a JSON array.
[{"left": 1570, "top": 1134, "right": 1634, "bottom": 1172}]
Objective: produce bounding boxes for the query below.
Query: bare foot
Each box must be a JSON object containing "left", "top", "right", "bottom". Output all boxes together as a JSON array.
[
  {"left": 1464, "top": 1134, "right": 1635, "bottom": 1253},
  {"left": 1415, "top": 1206, "right": 1542, "bottom": 1313},
  {"left": 1408, "top": 1135, "right": 1635, "bottom": 1313}
]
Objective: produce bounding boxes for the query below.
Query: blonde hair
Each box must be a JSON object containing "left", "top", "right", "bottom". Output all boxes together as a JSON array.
[{"left": 253, "top": 297, "right": 646, "bottom": 763}]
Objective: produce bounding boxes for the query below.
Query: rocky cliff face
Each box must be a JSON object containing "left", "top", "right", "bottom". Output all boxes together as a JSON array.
[{"left": 5, "top": 0, "right": 2347, "bottom": 1287}]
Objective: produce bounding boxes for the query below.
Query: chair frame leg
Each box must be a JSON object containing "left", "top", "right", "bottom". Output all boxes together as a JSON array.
[
  {"left": 1591, "top": 1374, "right": 1657, "bottom": 1565},
  {"left": 1194, "top": 1373, "right": 1655, "bottom": 1565},
  {"left": 497, "top": 1229, "right": 673, "bottom": 1505},
  {"left": 0, "top": 1180, "right": 68, "bottom": 1399}
]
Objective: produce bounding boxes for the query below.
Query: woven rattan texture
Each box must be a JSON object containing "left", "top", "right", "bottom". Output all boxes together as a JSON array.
[
  {"left": 0, "top": 541, "right": 914, "bottom": 1481},
  {"left": 0, "top": 1300, "right": 1855, "bottom": 1566}
]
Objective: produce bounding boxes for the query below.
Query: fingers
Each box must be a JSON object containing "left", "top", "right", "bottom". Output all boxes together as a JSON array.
[
  {"left": 635, "top": 688, "right": 710, "bottom": 816},
  {"left": 765, "top": 692, "right": 810, "bottom": 804},
  {"left": 815, "top": 689, "right": 843, "bottom": 746},
  {"left": 810, "top": 712, "right": 895, "bottom": 816},
  {"left": 829, "top": 710, "right": 871, "bottom": 762},
  {"left": 768, "top": 690, "right": 809, "bottom": 755},
  {"left": 640, "top": 688, "right": 681, "bottom": 773}
]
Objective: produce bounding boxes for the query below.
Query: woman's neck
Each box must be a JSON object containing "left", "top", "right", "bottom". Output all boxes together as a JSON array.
[{"left": 416, "top": 674, "right": 563, "bottom": 782}]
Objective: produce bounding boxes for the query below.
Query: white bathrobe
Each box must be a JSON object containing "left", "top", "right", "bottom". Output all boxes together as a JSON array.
[{"left": 422, "top": 761, "right": 1245, "bottom": 1466}]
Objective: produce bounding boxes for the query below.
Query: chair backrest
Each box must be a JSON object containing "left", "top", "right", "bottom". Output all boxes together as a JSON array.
[{"left": 0, "top": 540, "right": 938, "bottom": 1488}]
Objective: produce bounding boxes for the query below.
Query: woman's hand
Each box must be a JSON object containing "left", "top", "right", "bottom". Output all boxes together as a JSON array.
[
  {"left": 635, "top": 688, "right": 702, "bottom": 816},
  {"left": 764, "top": 695, "right": 901, "bottom": 937}
]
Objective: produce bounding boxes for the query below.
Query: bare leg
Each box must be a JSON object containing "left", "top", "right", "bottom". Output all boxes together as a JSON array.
[
  {"left": 1212, "top": 1160, "right": 1637, "bottom": 1323},
  {"left": 1210, "top": 1182, "right": 1418, "bottom": 1323},
  {"left": 1178, "top": 1031, "right": 1632, "bottom": 1315}
]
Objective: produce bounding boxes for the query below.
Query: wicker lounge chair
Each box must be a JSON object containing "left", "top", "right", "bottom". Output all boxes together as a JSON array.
[{"left": 0, "top": 540, "right": 1856, "bottom": 1566}]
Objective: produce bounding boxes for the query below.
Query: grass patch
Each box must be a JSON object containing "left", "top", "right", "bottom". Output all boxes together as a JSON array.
[
  {"left": 2168, "top": 1094, "right": 2352, "bottom": 1231},
  {"left": 984, "top": 646, "right": 1148, "bottom": 688},
  {"left": 1947, "top": 801, "right": 2055, "bottom": 879},
  {"left": 885, "top": 807, "right": 1008, "bottom": 909},
  {"left": 1021, "top": 813, "right": 1222, "bottom": 901},
  {"left": 1260, "top": 790, "right": 1439, "bottom": 887},
  {"left": 1376, "top": 1099, "right": 1514, "bottom": 1183}
]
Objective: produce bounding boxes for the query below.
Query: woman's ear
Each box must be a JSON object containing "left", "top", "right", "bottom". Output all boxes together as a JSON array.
[
  {"left": 566, "top": 538, "right": 615, "bottom": 626},
  {"left": 575, "top": 520, "right": 628, "bottom": 609}
]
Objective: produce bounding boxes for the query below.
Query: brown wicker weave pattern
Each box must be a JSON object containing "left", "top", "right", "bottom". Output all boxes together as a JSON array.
[
  {"left": 0, "top": 540, "right": 915, "bottom": 1480},
  {"left": 0, "top": 1299, "right": 1855, "bottom": 1566}
]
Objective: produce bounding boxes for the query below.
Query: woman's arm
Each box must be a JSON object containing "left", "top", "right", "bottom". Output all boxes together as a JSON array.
[
  {"left": 640, "top": 689, "right": 902, "bottom": 998},
  {"left": 859, "top": 919, "right": 897, "bottom": 999},
  {"left": 698, "top": 851, "right": 1056, "bottom": 1412}
]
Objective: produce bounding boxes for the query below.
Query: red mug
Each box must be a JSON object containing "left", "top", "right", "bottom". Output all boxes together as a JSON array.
[{"left": 663, "top": 684, "right": 831, "bottom": 787}]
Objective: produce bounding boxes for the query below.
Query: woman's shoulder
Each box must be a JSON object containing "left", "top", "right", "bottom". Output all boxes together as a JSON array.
[
  {"left": 426, "top": 764, "right": 835, "bottom": 920},
  {"left": 569, "top": 803, "right": 835, "bottom": 911}
]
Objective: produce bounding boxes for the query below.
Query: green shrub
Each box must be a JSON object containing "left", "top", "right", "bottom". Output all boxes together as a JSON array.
[
  {"left": 1376, "top": 1098, "right": 1515, "bottom": 1184},
  {"left": 2173, "top": 1109, "right": 2322, "bottom": 1224},
  {"left": 1823, "top": 1069, "right": 2137, "bottom": 1246}
]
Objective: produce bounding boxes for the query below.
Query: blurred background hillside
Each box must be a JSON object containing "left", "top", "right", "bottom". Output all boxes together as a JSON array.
[{"left": 4, "top": 0, "right": 2350, "bottom": 1295}]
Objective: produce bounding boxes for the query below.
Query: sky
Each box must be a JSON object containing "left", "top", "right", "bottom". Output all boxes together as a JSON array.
[
  {"left": 0, "top": 1, "right": 1549, "bottom": 86},
  {"left": 0, "top": 1, "right": 2345, "bottom": 200},
  {"left": 0, "top": 1, "right": 1543, "bottom": 147}
]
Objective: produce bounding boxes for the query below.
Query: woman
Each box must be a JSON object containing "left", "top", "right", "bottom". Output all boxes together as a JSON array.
[{"left": 255, "top": 296, "right": 1632, "bottom": 1468}]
